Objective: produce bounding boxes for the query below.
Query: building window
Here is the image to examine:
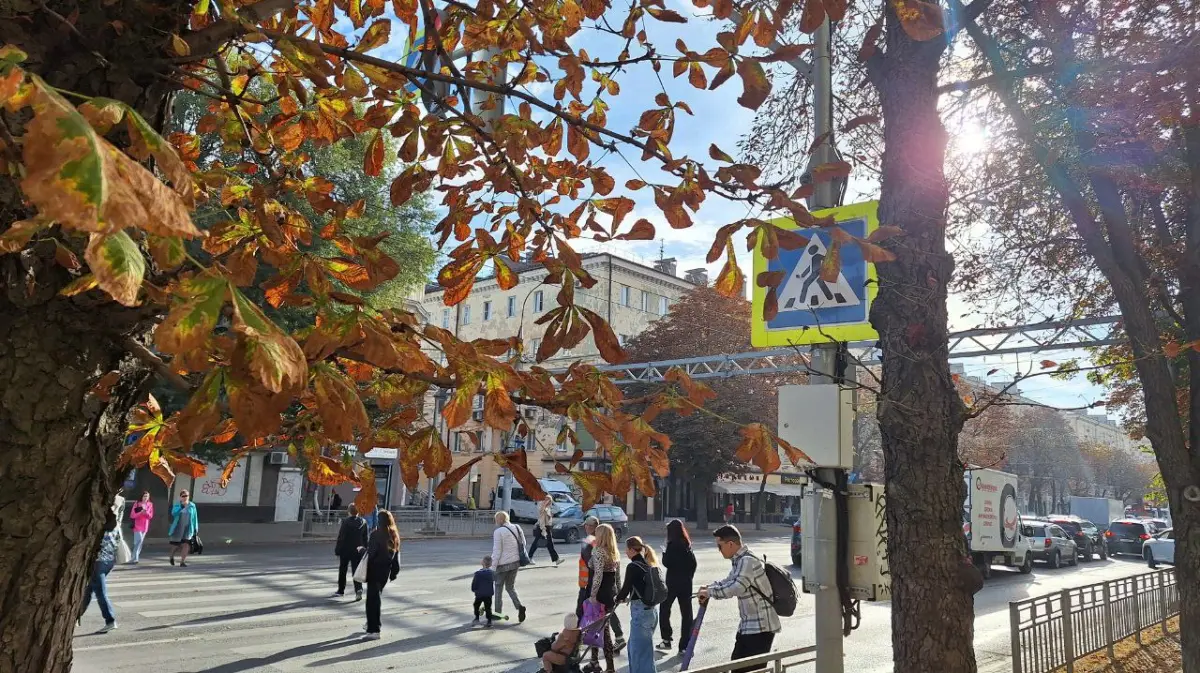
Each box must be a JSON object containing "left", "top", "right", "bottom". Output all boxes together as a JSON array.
[
  {"left": 620, "top": 286, "right": 631, "bottom": 307},
  {"left": 452, "top": 433, "right": 463, "bottom": 453},
  {"left": 659, "top": 296, "right": 669, "bottom": 315},
  {"left": 462, "top": 305, "right": 471, "bottom": 324},
  {"left": 533, "top": 290, "right": 544, "bottom": 313},
  {"left": 531, "top": 337, "right": 542, "bottom": 356},
  {"left": 641, "top": 290, "right": 650, "bottom": 311},
  {"left": 618, "top": 334, "right": 629, "bottom": 346},
  {"left": 507, "top": 296, "right": 517, "bottom": 317},
  {"left": 442, "top": 309, "right": 451, "bottom": 328},
  {"left": 483, "top": 301, "right": 492, "bottom": 321}
]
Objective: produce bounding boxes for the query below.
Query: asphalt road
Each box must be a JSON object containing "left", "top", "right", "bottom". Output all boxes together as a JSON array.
[{"left": 71, "top": 529, "right": 1153, "bottom": 673}]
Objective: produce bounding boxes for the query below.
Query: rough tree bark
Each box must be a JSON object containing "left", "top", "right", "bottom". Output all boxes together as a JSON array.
[
  {"left": 0, "top": 5, "right": 185, "bottom": 671},
  {"left": 868, "top": 8, "right": 977, "bottom": 673}
]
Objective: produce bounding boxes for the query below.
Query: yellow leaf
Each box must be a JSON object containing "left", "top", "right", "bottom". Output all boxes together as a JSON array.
[{"left": 170, "top": 34, "right": 191, "bottom": 56}]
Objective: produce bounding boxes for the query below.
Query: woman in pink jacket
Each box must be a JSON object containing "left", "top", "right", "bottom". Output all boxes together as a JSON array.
[{"left": 129, "top": 492, "right": 154, "bottom": 565}]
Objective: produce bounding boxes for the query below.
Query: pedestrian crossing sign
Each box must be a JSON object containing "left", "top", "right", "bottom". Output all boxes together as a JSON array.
[{"left": 751, "top": 200, "right": 880, "bottom": 347}]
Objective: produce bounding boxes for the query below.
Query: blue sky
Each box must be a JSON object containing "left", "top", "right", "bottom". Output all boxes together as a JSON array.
[{"left": 361, "top": 7, "right": 1115, "bottom": 418}]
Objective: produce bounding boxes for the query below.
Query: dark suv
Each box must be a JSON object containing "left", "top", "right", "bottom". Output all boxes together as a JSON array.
[
  {"left": 1046, "top": 515, "right": 1107, "bottom": 561},
  {"left": 1105, "top": 519, "right": 1154, "bottom": 557}
]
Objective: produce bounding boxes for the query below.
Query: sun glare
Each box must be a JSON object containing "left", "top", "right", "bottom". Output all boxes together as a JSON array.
[{"left": 955, "top": 122, "right": 990, "bottom": 156}]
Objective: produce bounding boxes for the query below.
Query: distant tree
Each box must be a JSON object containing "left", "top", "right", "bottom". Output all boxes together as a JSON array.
[{"left": 624, "top": 287, "right": 806, "bottom": 529}]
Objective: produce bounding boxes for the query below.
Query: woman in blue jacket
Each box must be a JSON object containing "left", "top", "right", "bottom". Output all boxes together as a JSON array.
[{"left": 168, "top": 489, "right": 199, "bottom": 567}]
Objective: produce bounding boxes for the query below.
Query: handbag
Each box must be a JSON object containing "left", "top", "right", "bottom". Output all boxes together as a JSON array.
[
  {"left": 353, "top": 557, "right": 368, "bottom": 584},
  {"left": 581, "top": 600, "right": 606, "bottom": 648},
  {"left": 535, "top": 635, "right": 555, "bottom": 658},
  {"left": 189, "top": 536, "right": 204, "bottom": 555},
  {"left": 505, "top": 525, "right": 532, "bottom": 567},
  {"left": 116, "top": 537, "right": 132, "bottom": 565}
]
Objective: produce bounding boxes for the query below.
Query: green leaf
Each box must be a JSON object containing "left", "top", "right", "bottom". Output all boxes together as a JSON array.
[{"left": 85, "top": 230, "right": 145, "bottom": 306}]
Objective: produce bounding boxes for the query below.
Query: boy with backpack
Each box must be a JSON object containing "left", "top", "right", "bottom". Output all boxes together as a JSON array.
[{"left": 698, "top": 525, "right": 791, "bottom": 673}]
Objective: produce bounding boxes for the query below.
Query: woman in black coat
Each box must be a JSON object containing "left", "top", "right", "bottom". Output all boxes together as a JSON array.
[
  {"left": 363, "top": 510, "right": 400, "bottom": 640},
  {"left": 658, "top": 519, "right": 697, "bottom": 654}
]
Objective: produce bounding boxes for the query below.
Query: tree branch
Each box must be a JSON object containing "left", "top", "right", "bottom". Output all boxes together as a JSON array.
[
  {"left": 122, "top": 337, "right": 192, "bottom": 392},
  {"left": 185, "top": 0, "right": 297, "bottom": 56}
]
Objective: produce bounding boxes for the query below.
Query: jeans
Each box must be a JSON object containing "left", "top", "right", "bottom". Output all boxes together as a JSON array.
[
  {"left": 660, "top": 586, "right": 693, "bottom": 650},
  {"left": 493, "top": 569, "right": 523, "bottom": 614},
  {"left": 528, "top": 527, "right": 559, "bottom": 563},
  {"left": 81, "top": 560, "right": 116, "bottom": 624},
  {"left": 627, "top": 602, "right": 658, "bottom": 673},
  {"left": 337, "top": 553, "right": 364, "bottom": 595},
  {"left": 731, "top": 631, "right": 776, "bottom": 673},
  {"left": 132, "top": 531, "right": 146, "bottom": 562},
  {"left": 365, "top": 581, "right": 383, "bottom": 633}
]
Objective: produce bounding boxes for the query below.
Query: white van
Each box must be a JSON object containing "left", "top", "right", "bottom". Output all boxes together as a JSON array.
[{"left": 504, "top": 477, "right": 577, "bottom": 523}]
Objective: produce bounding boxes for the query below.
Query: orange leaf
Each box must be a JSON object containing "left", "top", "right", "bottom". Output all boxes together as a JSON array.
[
  {"left": 799, "top": 0, "right": 825, "bottom": 33},
  {"left": 364, "top": 130, "right": 385, "bottom": 177},
  {"left": 735, "top": 423, "right": 781, "bottom": 474},
  {"left": 570, "top": 471, "right": 611, "bottom": 510},
  {"left": 616, "top": 219, "right": 656, "bottom": 241},
  {"left": 890, "top": 0, "right": 945, "bottom": 40},
  {"left": 313, "top": 363, "right": 370, "bottom": 443},
  {"left": 1040, "top": 360, "right": 1058, "bottom": 370},
  {"left": 714, "top": 238, "right": 745, "bottom": 298},
  {"left": 735, "top": 59, "right": 770, "bottom": 111},
  {"left": 435, "top": 456, "right": 484, "bottom": 500},
  {"left": 90, "top": 371, "right": 121, "bottom": 401},
  {"left": 483, "top": 374, "right": 517, "bottom": 430},
  {"left": 355, "top": 465, "right": 378, "bottom": 513}
]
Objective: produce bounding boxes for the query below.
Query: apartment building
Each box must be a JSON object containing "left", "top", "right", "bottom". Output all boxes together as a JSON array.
[{"left": 421, "top": 252, "right": 704, "bottom": 514}]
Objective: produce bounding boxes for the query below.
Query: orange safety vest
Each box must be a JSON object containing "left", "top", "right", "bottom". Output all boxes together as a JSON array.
[{"left": 578, "top": 540, "right": 592, "bottom": 589}]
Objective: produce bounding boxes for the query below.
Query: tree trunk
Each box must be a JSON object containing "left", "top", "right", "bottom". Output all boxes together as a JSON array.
[
  {"left": 0, "top": 5, "right": 184, "bottom": 671},
  {"left": 693, "top": 477, "right": 710, "bottom": 530},
  {"left": 870, "top": 11, "right": 975, "bottom": 673}
]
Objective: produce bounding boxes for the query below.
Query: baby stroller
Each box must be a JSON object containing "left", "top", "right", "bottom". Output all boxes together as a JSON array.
[{"left": 535, "top": 612, "right": 610, "bottom": 673}]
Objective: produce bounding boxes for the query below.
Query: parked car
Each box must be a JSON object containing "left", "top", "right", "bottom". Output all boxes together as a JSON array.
[
  {"left": 1105, "top": 519, "right": 1155, "bottom": 556},
  {"left": 1022, "top": 521, "right": 1078, "bottom": 569},
  {"left": 1045, "top": 515, "right": 1107, "bottom": 561},
  {"left": 791, "top": 520, "right": 803, "bottom": 567},
  {"left": 1143, "top": 529, "right": 1176, "bottom": 568},
  {"left": 551, "top": 504, "right": 628, "bottom": 542},
  {"left": 438, "top": 496, "right": 469, "bottom": 512}
]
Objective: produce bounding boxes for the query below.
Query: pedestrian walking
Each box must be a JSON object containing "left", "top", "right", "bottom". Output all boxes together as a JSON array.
[
  {"left": 128, "top": 491, "right": 154, "bottom": 565},
  {"left": 363, "top": 509, "right": 401, "bottom": 640},
  {"left": 472, "top": 555, "right": 496, "bottom": 626},
  {"left": 724, "top": 502, "right": 734, "bottom": 525},
  {"left": 528, "top": 495, "right": 561, "bottom": 565},
  {"left": 467, "top": 495, "right": 477, "bottom": 510},
  {"left": 615, "top": 536, "right": 660, "bottom": 673},
  {"left": 576, "top": 516, "right": 625, "bottom": 659},
  {"left": 167, "top": 489, "right": 198, "bottom": 567},
  {"left": 80, "top": 510, "right": 120, "bottom": 632},
  {"left": 658, "top": 519, "right": 697, "bottom": 654},
  {"left": 333, "top": 504, "right": 369, "bottom": 600},
  {"left": 490, "top": 511, "right": 527, "bottom": 622},
  {"left": 586, "top": 523, "right": 623, "bottom": 673},
  {"left": 330, "top": 492, "right": 343, "bottom": 512},
  {"left": 698, "top": 526, "right": 781, "bottom": 673}
]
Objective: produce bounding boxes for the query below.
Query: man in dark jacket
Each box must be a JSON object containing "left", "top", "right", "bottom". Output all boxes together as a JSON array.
[{"left": 333, "top": 504, "right": 369, "bottom": 600}]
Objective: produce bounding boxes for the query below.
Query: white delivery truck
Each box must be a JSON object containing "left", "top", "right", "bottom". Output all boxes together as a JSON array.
[
  {"left": 1069, "top": 496, "right": 1125, "bottom": 530},
  {"left": 964, "top": 468, "right": 1032, "bottom": 578}
]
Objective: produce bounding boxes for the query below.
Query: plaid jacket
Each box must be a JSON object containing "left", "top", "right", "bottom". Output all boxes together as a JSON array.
[{"left": 707, "top": 546, "right": 781, "bottom": 635}]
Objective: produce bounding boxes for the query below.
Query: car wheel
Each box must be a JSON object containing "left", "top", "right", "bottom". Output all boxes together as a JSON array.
[
  {"left": 1069, "top": 550, "right": 1078, "bottom": 566},
  {"left": 1145, "top": 548, "right": 1157, "bottom": 569},
  {"left": 509, "top": 509, "right": 518, "bottom": 523},
  {"left": 1020, "top": 554, "right": 1033, "bottom": 574},
  {"left": 1050, "top": 551, "right": 1061, "bottom": 569},
  {"left": 1080, "top": 542, "right": 1092, "bottom": 561},
  {"left": 792, "top": 555, "right": 802, "bottom": 568},
  {"left": 976, "top": 558, "right": 993, "bottom": 580},
  {"left": 565, "top": 528, "right": 579, "bottom": 544}
]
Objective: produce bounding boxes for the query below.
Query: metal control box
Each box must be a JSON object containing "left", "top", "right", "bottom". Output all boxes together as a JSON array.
[
  {"left": 802, "top": 483, "right": 890, "bottom": 601},
  {"left": 777, "top": 384, "right": 855, "bottom": 469}
]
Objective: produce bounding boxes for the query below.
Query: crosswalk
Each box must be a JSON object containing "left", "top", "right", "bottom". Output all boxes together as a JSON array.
[{"left": 70, "top": 539, "right": 806, "bottom": 673}]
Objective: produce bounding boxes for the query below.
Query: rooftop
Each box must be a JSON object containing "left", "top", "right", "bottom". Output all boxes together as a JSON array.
[{"left": 424, "top": 251, "right": 697, "bottom": 294}]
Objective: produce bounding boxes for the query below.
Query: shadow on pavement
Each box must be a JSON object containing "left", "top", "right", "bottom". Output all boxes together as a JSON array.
[
  {"left": 185, "top": 636, "right": 360, "bottom": 673},
  {"left": 304, "top": 624, "right": 477, "bottom": 666}
]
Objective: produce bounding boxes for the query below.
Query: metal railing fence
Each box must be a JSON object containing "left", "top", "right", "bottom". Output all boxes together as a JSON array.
[
  {"left": 1010, "top": 568, "right": 1177, "bottom": 673},
  {"left": 687, "top": 645, "right": 817, "bottom": 673}
]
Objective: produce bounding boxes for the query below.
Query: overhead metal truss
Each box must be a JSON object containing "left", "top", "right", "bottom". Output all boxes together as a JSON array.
[{"left": 596, "top": 316, "right": 1123, "bottom": 385}]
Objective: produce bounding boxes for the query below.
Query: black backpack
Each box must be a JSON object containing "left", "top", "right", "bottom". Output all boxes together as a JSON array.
[
  {"left": 749, "top": 554, "right": 798, "bottom": 617},
  {"left": 636, "top": 561, "right": 670, "bottom": 607}
]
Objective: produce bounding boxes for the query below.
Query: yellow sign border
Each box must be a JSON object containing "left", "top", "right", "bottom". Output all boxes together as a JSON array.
[{"left": 751, "top": 200, "right": 881, "bottom": 347}]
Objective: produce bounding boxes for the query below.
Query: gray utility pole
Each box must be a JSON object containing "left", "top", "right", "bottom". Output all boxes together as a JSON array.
[{"left": 805, "top": 18, "right": 847, "bottom": 673}]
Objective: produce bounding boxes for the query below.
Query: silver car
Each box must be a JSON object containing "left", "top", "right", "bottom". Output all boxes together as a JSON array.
[{"left": 1023, "top": 521, "right": 1078, "bottom": 569}]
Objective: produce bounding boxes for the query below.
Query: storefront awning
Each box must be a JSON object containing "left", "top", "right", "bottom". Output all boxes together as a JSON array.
[
  {"left": 765, "top": 484, "right": 807, "bottom": 497},
  {"left": 712, "top": 482, "right": 764, "bottom": 495}
]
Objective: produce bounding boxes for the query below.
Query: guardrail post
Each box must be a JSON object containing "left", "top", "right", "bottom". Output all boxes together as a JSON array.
[
  {"left": 1131, "top": 581, "right": 1143, "bottom": 645},
  {"left": 1061, "top": 590, "right": 1075, "bottom": 673},
  {"left": 1160, "top": 571, "right": 1169, "bottom": 636},
  {"left": 1102, "top": 582, "right": 1115, "bottom": 661},
  {"left": 1010, "top": 602, "right": 1022, "bottom": 673}
]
